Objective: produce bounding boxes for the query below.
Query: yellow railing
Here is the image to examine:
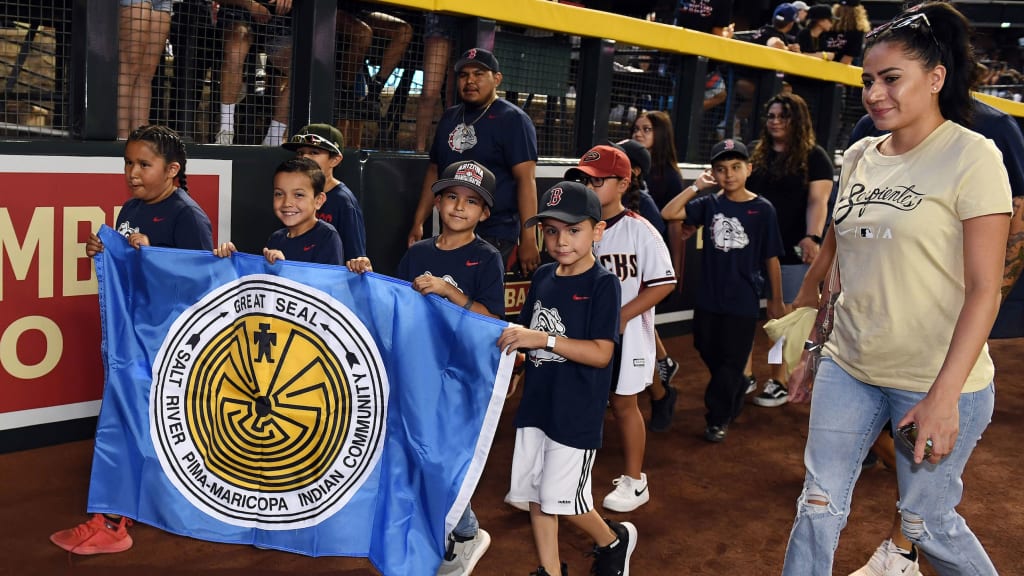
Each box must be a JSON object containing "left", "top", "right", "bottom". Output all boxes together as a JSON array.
[{"left": 373, "top": 0, "right": 1024, "bottom": 118}]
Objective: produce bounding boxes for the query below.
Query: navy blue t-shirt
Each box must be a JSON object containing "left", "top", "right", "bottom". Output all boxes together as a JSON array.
[
  {"left": 430, "top": 98, "right": 538, "bottom": 242},
  {"left": 115, "top": 188, "right": 213, "bottom": 250},
  {"left": 317, "top": 181, "right": 366, "bottom": 260},
  {"left": 637, "top": 187, "right": 667, "bottom": 237},
  {"left": 514, "top": 262, "right": 621, "bottom": 449},
  {"left": 647, "top": 164, "right": 684, "bottom": 209},
  {"left": 685, "top": 194, "right": 784, "bottom": 317},
  {"left": 397, "top": 236, "right": 505, "bottom": 317},
  {"left": 265, "top": 220, "right": 343, "bottom": 265}
]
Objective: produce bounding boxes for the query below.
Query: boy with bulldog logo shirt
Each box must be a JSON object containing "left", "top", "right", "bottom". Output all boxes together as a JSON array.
[{"left": 661, "top": 139, "right": 785, "bottom": 443}]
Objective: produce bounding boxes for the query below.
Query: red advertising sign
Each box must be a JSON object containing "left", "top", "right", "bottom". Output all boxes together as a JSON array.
[{"left": 0, "top": 156, "right": 231, "bottom": 431}]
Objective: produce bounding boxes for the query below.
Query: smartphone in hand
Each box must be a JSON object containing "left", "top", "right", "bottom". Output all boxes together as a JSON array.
[{"left": 897, "top": 422, "right": 934, "bottom": 459}]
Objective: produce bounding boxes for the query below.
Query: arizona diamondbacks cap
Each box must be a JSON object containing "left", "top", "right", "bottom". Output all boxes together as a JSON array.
[{"left": 431, "top": 160, "right": 496, "bottom": 208}]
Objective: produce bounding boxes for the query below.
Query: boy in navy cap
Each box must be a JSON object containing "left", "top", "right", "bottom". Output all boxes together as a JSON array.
[
  {"left": 661, "top": 140, "right": 786, "bottom": 442},
  {"left": 349, "top": 160, "right": 503, "bottom": 575},
  {"left": 499, "top": 182, "right": 636, "bottom": 576}
]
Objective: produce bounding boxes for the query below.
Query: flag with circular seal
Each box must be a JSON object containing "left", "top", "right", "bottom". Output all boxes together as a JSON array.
[{"left": 88, "top": 226, "right": 513, "bottom": 575}]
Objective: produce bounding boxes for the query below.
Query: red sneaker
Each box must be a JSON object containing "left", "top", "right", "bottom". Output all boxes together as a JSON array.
[{"left": 50, "top": 514, "right": 134, "bottom": 555}]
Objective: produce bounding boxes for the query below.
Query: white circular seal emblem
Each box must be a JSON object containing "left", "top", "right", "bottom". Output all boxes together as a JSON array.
[{"left": 150, "top": 274, "right": 388, "bottom": 529}]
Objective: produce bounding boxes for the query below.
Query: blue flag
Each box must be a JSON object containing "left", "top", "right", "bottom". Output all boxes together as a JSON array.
[{"left": 88, "top": 226, "right": 513, "bottom": 575}]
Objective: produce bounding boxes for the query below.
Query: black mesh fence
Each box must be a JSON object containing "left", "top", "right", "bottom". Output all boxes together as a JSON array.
[
  {"left": 150, "top": 0, "right": 294, "bottom": 145},
  {"left": 0, "top": 1, "right": 910, "bottom": 157},
  {"left": 1, "top": 0, "right": 70, "bottom": 136},
  {"left": 491, "top": 28, "right": 575, "bottom": 158}
]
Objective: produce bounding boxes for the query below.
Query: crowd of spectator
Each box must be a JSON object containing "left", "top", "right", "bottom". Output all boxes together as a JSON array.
[{"left": 3, "top": 0, "right": 1024, "bottom": 153}]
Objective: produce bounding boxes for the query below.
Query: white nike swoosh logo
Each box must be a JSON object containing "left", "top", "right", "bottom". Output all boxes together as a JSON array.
[{"left": 837, "top": 227, "right": 855, "bottom": 236}]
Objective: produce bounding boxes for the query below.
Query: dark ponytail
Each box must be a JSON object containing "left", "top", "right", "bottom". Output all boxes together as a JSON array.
[{"left": 127, "top": 125, "right": 190, "bottom": 192}]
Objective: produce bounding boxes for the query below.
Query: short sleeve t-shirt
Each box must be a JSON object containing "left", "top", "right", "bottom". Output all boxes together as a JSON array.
[
  {"left": 685, "top": 193, "right": 785, "bottom": 317},
  {"left": 746, "top": 145, "right": 834, "bottom": 264},
  {"left": 674, "top": 0, "right": 733, "bottom": 33},
  {"left": 317, "top": 181, "right": 366, "bottom": 261},
  {"left": 824, "top": 30, "right": 864, "bottom": 63},
  {"left": 647, "top": 164, "right": 685, "bottom": 209},
  {"left": 115, "top": 188, "right": 213, "bottom": 250},
  {"left": 397, "top": 236, "right": 505, "bottom": 317},
  {"left": 594, "top": 210, "right": 675, "bottom": 384},
  {"left": 514, "top": 262, "right": 621, "bottom": 449},
  {"left": 750, "top": 25, "right": 796, "bottom": 48},
  {"left": 430, "top": 98, "right": 538, "bottom": 242},
  {"left": 797, "top": 28, "right": 825, "bottom": 54},
  {"left": 265, "top": 220, "right": 343, "bottom": 265},
  {"left": 827, "top": 121, "right": 1012, "bottom": 393}
]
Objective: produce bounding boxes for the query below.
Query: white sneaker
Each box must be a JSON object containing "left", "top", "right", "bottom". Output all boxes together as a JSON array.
[
  {"left": 849, "top": 539, "right": 920, "bottom": 576},
  {"left": 214, "top": 130, "right": 234, "bottom": 145},
  {"left": 436, "top": 529, "right": 491, "bottom": 576},
  {"left": 602, "top": 473, "right": 649, "bottom": 513}
]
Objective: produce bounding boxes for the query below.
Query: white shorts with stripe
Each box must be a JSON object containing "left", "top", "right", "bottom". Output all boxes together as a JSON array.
[{"left": 507, "top": 427, "right": 596, "bottom": 516}]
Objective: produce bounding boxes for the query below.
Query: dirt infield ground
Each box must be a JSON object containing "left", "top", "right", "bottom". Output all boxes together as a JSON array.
[{"left": 2, "top": 328, "right": 1021, "bottom": 576}]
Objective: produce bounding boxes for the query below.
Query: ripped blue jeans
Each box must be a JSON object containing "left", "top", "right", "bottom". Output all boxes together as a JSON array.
[{"left": 782, "top": 357, "right": 996, "bottom": 576}]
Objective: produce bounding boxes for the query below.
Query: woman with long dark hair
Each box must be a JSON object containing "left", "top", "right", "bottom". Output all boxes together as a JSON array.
[
  {"left": 782, "top": 3, "right": 1010, "bottom": 574},
  {"left": 745, "top": 92, "right": 833, "bottom": 407}
]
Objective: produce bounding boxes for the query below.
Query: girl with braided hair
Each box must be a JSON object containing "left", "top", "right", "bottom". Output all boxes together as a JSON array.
[{"left": 51, "top": 126, "right": 213, "bottom": 555}]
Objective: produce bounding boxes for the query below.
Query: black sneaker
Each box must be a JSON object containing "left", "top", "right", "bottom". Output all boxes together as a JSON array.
[
  {"left": 656, "top": 356, "right": 679, "bottom": 385},
  {"left": 591, "top": 519, "right": 637, "bottom": 576},
  {"left": 704, "top": 424, "right": 728, "bottom": 443},
  {"left": 530, "top": 562, "right": 568, "bottom": 576},
  {"left": 753, "top": 379, "right": 789, "bottom": 407},
  {"left": 648, "top": 384, "right": 677, "bottom": 432}
]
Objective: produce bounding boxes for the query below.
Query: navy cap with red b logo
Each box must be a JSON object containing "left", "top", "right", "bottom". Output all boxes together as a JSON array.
[
  {"left": 525, "top": 181, "right": 602, "bottom": 227},
  {"left": 454, "top": 48, "right": 500, "bottom": 73}
]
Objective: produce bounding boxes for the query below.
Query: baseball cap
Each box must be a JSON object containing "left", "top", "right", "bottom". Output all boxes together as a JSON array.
[
  {"left": 807, "top": 4, "right": 837, "bottom": 21},
  {"left": 840, "top": 0, "right": 861, "bottom": 6},
  {"left": 791, "top": 1, "right": 809, "bottom": 11},
  {"left": 525, "top": 182, "right": 602, "bottom": 227},
  {"left": 281, "top": 124, "right": 344, "bottom": 155},
  {"left": 709, "top": 139, "right": 750, "bottom": 163},
  {"left": 773, "top": 3, "right": 799, "bottom": 24},
  {"left": 613, "top": 139, "right": 651, "bottom": 176},
  {"left": 431, "top": 160, "right": 496, "bottom": 208},
  {"left": 564, "top": 145, "right": 632, "bottom": 181},
  {"left": 454, "top": 48, "right": 500, "bottom": 73}
]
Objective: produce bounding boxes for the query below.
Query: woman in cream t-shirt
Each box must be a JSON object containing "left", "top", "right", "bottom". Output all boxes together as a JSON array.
[{"left": 781, "top": 3, "right": 1012, "bottom": 575}]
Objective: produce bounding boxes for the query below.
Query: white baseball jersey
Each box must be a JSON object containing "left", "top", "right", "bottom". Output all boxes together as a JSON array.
[{"left": 594, "top": 210, "right": 676, "bottom": 392}]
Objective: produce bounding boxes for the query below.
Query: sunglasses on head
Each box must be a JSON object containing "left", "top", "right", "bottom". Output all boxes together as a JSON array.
[
  {"left": 289, "top": 133, "right": 341, "bottom": 155},
  {"left": 866, "top": 11, "right": 935, "bottom": 43}
]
